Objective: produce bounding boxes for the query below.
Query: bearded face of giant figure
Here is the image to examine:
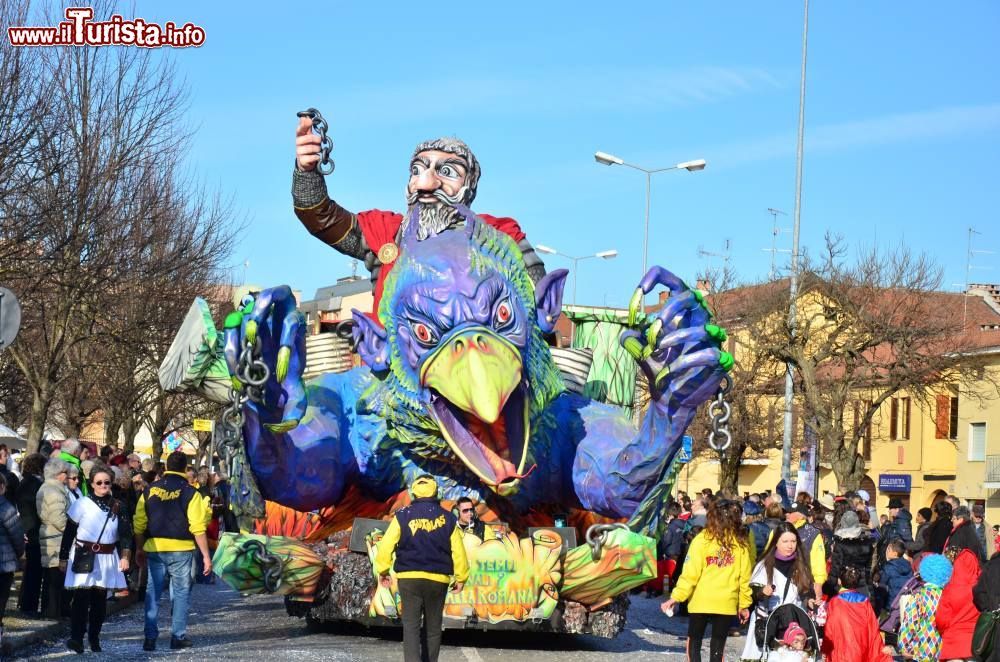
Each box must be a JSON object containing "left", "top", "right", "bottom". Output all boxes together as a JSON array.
[{"left": 405, "top": 137, "right": 481, "bottom": 241}]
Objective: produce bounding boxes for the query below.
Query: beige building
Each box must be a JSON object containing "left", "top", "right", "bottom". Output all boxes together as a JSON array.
[{"left": 680, "top": 284, "right": 1000, "bottom": 523}]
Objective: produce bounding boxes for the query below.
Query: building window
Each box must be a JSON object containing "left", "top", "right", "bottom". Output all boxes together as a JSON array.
[
  {"left": 936, "top": 394, "right": 960, "bottom": 440},
  {"left": 969, "top": 422, "right": 986, "bottom": 462},
  {"left": 890, "top": 397, "right": 911, "bottom": 440},
  {"left": 950, "top": 396, "right": 959, "bottom": 440},
  {"left": 853, "top": 400, "right": 872, "bottom": 460}
]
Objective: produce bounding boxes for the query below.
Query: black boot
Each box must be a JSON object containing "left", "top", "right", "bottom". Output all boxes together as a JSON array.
[
  {"left": 143, "top": 638, "right": 157, "bottom": 651},
  {"left": 66, "top": 638, "right": 84, "bottom": 654},
  {"left": 89, "top": 636, "right": 102, "bottom": 652},
  {"left": 170, "top": 636, "right": 193, "bottom": 649}
]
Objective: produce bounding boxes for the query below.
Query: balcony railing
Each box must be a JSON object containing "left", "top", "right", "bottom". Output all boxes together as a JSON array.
[{"left": 988, "top": 455, "right": 1000, "bottom": 483}]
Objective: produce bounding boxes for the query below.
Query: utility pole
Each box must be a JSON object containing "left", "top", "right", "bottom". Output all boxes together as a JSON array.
[{"left": 781, "top": 0, "right": 810, "bottom": 487}]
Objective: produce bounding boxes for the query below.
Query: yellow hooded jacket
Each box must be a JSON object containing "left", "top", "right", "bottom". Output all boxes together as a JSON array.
[{"left": 670, "top": 530, "right": 753, "bottom": 615}]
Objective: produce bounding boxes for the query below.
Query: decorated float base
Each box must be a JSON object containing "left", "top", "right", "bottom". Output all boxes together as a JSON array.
[{"left": 216, "top": 522, "right": 655, "bottom": 639}]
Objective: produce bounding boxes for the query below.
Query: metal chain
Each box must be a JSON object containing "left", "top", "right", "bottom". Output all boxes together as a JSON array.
[
  {"left": 219, "top": 332, "right": 267, "bottom": 464},
  {"left": 297, "top": 107, "right": 335, "bottom": 175},
  {"left": 707, "top": 373, "right": 733, "bottom": 452},
  {"left": 238, "top": 539, "right": 285, "bottom": 593},
  {"left": 235, "top": 335, "right": 270, "bottom": 403},
  {"left": 585, "top": 523, "right": 630, "bottom": 561}
]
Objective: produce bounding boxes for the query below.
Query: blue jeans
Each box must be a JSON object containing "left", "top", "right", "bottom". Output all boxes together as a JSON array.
[{"left": 145, "top": 551, "right": 193, "bottom": 640}]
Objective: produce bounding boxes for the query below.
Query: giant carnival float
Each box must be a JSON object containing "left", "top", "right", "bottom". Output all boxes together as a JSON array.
[{"left": 158, "top": 117, "right": 733, "bottom": 638}]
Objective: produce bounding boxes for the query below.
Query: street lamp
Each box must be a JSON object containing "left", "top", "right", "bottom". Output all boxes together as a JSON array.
[
  {"left": 535, "top": 244, "right": 617, "bottom": 307},
  {"left": 593, "top": 151, "right": 706, "bottom": 284}
]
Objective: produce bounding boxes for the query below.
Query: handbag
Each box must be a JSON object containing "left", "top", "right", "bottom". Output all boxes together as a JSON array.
[
  {"left": 973, "top": 606, "right": 1000, "bottom": 660},
  {"left": 70, "top": 499, "right": 115, "bottom": 575}
]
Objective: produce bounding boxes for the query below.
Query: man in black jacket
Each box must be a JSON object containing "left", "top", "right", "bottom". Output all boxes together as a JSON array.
[
  {"left": 14, "top": 453, "right": 45, "bottom": 614},
  {"left": 374, "top": 476, "right": 469, "bottom": 662},
  {"left": 886, "top": 498, "right": 913, "bottom": 544}
]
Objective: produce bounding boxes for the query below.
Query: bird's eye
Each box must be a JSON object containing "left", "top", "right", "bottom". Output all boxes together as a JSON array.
[
  {"left": 411, "top": 322, "right": 436, "bottom": 346},
  {"left": 493, "top": 300, "right": 513, "bottom": 329}
]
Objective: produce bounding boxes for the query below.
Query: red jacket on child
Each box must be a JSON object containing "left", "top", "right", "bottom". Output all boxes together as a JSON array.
[{"left": 821, "top": 590, "right": 891, "bottom": 662}]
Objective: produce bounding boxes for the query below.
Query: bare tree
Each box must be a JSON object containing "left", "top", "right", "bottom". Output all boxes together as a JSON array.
[
  {"left": 1, "top": 2, "right": 243, "bottom": 453},
  {"left": 0, "top": 0, "right": 59, "bottom": 272},
  {"left": 746, "top": 236, "right": 1000, "bottom": 491}
]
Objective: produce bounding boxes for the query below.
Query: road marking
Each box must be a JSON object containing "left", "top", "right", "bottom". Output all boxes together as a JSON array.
[{"left": 462, "top": 646, "right": 486, "bottom": 662}]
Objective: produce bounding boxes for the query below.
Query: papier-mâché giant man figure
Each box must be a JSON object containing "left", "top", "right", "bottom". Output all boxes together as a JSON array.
[{"left": 291, "top": 117, "right": 547, "bottom": 317}]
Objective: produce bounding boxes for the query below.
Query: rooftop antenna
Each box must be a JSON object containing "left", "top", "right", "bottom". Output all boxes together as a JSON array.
[
  {"left": 761, "top": 208, "right": 791, "bottom": 280},
  {"left": 964, "top": 227, "right": 994, "bottom": 324},
  {"left": 698, "top": 238, "right": 732, "bottom": 274}
]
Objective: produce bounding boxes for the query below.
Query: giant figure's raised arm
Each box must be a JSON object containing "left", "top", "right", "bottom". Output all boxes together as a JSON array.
[
  {"left": 291, "top": 116, "right": 370, "bottom": 261},
  {"left": 572, "top": 268, "right": 731, "bottom": 520}
]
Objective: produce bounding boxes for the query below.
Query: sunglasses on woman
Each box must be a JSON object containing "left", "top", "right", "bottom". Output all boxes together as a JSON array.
[{"left": 93, "top": 480, "right": 111, "bottom": 486}]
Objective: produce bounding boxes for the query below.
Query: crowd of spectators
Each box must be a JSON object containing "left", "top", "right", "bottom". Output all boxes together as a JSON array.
[
  {"left": 651, "top": 485, "right": 998, "bottom": 662},
  {"left": 0, "top": 440, "right": 236, "bottom": 654}
]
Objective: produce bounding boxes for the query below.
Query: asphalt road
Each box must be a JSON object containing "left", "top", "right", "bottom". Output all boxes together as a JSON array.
[{"left": 19, "top": 582, "right": 749, "bottom": 660}]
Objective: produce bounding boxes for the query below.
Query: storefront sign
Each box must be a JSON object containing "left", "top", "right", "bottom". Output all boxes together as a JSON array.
[{"left": 878, "top": 474, "right": 911, "bottom": 493}]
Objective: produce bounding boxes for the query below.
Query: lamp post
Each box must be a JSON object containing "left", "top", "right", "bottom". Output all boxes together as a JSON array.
[
  {"left": 594, "top": 151, "right": 706, "bottom": 282},
  {"left": 781, "top": 0, "right": 810, "bottom": 488},
  {"left": 535, "top": 245, "right": 618, "bottom": 307}
]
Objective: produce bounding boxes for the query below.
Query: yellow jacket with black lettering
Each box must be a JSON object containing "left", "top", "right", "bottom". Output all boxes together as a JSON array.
[
  {"left": 133, "top": 471, "right": 210, "bottom": 552},
  {"left": 374, "top": 497, "right": 469, "bottom": 585}
]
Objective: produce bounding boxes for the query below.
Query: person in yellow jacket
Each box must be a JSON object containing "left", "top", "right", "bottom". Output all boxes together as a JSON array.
[
  {"left": 133, "top": 452, "right": 212, "bottom": 652},
  {"left": 374, "top": 475, "right": 469, "bottom": 662},
  {"left": 662, "top": 499, "right": 752, "bottom": 662}
]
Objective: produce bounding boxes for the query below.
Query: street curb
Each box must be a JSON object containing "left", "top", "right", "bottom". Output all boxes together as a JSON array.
[{"left": 7, "top": 592, "right": 140, "bottom": 659}]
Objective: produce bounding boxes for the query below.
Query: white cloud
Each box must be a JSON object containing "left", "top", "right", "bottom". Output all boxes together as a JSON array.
[
  {"left": 710, "top": 103, "right": 1000, "bottom": 168},
  {"left": 335, "top": 65, "right": 783, "bottom": 125}
]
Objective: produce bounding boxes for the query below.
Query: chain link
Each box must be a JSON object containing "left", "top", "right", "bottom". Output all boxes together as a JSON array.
[
  {"left": 584, "top": 523, "right": 630, "bottom": 561},
  {"left": 219, "top": 333, "right": 264, "bottom": 474},
  {"left": 297, "top": 107, "right": 335, "bottom": 175},
  {"left": 237, "top": 539, "right": 285, "bottom": 593},
  {"left": 235, "top": 335, "right": 270, "bottom": 402},
  {"left": 707, "top": 373, "right": 733, "bottom": 452}
]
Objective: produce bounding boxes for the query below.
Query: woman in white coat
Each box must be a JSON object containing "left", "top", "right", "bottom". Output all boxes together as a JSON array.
[
  {"left": 59, "top": 466, "right": 132, "bottom": 654},
  {"left": 741, "top": 522, "right": 817, "bottom": 661}
]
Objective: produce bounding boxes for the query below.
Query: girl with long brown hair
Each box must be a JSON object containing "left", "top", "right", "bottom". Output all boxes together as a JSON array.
[
  {"left": 741, "top": 521, "right": 816, "bottom": 660},
  {"left": 662, "top": 499, "right": 752, "bottom": 662}
]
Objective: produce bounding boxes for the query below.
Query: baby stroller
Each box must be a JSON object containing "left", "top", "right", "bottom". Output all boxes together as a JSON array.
[{"left": 760, "top": 603, "right": 822, "bottom": 661}]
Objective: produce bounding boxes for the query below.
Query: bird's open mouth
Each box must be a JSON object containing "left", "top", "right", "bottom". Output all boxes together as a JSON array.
[
  {"left": 420, "top": 327, "right": 531, "bottom": 496},
  {"left": 428, "top": 382, "right": 530, "bottom": 496}
]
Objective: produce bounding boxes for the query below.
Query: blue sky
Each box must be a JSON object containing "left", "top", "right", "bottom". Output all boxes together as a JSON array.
[{"left": 105, "top": 2, "right": 1000, "bottom": 305}]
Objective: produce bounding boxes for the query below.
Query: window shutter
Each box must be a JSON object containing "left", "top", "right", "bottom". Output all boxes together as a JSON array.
[
  {"left": 890, "top": 398, "right": 898, "bottom": 440},
  {"left": 903, "top": 398, "right": 911, "bottom": 439},
  {"left": 935, "top": 394, "right": 950, "bottom": 439}
]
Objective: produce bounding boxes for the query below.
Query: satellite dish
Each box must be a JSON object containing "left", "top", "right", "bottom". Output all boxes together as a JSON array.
[{"left": 0, "top": 288, "right": 21, "bottom": 350}]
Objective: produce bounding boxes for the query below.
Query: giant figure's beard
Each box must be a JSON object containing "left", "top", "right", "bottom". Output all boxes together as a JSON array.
[{"left": 404, "top": 190, "right": 467, "bottom": 241}]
